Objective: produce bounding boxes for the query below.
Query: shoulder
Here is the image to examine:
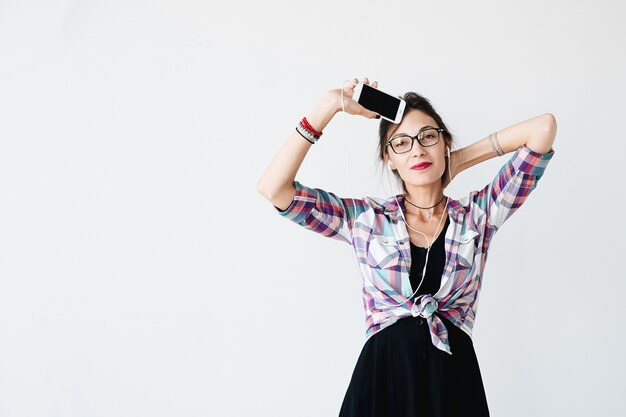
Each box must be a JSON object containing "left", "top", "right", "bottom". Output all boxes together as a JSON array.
[
  {"left": 362, "top": 195, "right": 389, "bottom": 209},
  {"left": 363, "top": 194, "right": 405, "bottom": 217}
]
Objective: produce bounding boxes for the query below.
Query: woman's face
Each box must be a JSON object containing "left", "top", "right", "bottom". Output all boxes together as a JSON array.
[{"left": 384, "top": 110, "right": 446, "bottom": 188}]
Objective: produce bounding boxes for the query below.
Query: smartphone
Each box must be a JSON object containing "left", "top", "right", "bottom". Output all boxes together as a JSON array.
[{"left": 353, "top": 83, "right": 406, "bottom": 124}]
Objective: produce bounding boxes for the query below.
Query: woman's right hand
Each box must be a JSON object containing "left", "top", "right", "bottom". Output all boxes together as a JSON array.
[{"left": 327, "top": 77, "right": 380, "bottom": 119}]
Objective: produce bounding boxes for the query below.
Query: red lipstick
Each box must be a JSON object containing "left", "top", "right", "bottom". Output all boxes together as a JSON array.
[{"left": 411, "top": 162, "right": 431, "bottom": 170}]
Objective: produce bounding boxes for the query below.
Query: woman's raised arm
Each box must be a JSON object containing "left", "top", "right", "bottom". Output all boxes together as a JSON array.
[
  {"left": 459, "top": 113, "right": 558, "bottom": 232},
  {"left": 454, "top": 113, "right": 557, "bottom": 177},
  {"left": 256, "top": 92, "right": 339, "bottom": 210},
  {"left": 256, "top": 78, "right": 380, "bottom": 210}
]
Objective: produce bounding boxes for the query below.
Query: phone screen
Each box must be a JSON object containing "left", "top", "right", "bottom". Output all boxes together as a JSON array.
[{"left": 358, "top": 84, "right": 402, "bottom": 121}]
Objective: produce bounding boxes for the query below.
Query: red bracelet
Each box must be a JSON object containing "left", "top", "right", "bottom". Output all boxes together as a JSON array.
[{"left": 300, "top": 117, "right": 323, "bottom": 138}]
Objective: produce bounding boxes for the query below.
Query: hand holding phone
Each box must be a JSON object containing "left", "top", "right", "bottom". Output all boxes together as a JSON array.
[
  {"left": 352, "top": 80, "right": 405, "bottom": 124},
  {"left": 331, "top": 77, "right": 382, "bottom": 120}
]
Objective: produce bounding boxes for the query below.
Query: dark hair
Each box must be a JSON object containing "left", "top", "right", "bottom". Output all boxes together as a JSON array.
[{"left": 377, "top": 91, "right": 456, "bottom": 194}]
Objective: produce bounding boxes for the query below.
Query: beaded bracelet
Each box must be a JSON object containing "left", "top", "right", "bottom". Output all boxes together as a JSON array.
[
  {"left": 296, "top": 117, "right": 322, "bottom": 144},
  {"left": 295, "top": 116, "right": 322, "bottom": 144},
  {"left": 300, "top": 117, "right": 323, "bottom": 138},
  {"left": 295, "top": 127, "right": 315, "bottom": 144},
  {"left": 296, "top": 124, "right": 318, "bottom": 144}
]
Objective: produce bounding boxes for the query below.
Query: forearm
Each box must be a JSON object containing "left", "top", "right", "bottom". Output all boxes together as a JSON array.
[
  {"left": 256, "top": 92, "right": 338, "bottom": 201},
  {"left": 457, "top": 113, "right": 557, "bottom": 174}
]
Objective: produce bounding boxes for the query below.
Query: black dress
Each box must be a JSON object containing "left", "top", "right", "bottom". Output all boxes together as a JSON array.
[{"left": 338, "top": 215, "right": 490, "bottom": 417}]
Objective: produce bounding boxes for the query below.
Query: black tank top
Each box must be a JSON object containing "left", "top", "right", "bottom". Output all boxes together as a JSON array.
[{"left": 408, "top": 215, "right": 450, "bottom": 297}]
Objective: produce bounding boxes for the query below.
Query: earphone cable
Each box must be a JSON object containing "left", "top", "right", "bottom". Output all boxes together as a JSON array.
[{"left": 340, "top": 80, "right": 456, "bottom": 309}]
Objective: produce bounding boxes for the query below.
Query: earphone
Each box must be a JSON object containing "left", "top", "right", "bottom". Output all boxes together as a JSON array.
[{"left": 341, "top": 79, "right": 455, "bottom": 308}]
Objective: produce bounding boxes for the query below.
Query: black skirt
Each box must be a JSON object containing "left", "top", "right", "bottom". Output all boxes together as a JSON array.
[{"left": 338, "top": 215, "right": 490, "bottom": 417}]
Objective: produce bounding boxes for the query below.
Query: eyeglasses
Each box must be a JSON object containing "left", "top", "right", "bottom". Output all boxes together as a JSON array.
[{"left": 385, "top": 128, "right": 446, "bottom": 154}]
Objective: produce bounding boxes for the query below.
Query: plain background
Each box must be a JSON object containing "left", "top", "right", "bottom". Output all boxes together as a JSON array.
[{"left": 0, "top": 0, "right": 624, "bottom": 416}]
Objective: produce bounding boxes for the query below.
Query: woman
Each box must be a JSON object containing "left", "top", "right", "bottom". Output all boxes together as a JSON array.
[{"left": 257, "top": 77, "right": 557, "bottom": 417}]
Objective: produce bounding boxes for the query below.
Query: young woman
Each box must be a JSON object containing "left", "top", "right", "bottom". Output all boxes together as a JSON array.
[{"left": 257, "top": 77, "right": 557, "bottom": 417}]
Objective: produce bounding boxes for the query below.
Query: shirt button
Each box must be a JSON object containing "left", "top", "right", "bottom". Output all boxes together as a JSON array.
[
  {"left": 417, "top": 318, "right": 423, "bottom": 325},
  {"left": 420, "top": 351, "right": 426, "bottom": 358}
]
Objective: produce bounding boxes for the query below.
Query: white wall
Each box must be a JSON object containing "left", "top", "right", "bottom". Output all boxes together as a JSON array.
[{"left": 0, "top": 0, "right": 624, "bottom": 416}]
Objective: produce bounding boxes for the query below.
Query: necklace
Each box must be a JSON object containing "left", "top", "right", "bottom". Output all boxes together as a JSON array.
[
  {"left": 404, "top": 196, "right": 449, "bottom": 249},
  {"left": 405, "top": 195, "right": 446, "bottom": 220}
]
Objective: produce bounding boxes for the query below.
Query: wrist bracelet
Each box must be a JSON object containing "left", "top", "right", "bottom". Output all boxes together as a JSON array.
[
  {"left": 488, "top": 133, "right": 497, "bottom": 155},
  {"left": 490, "top": 132, "right": 505, "bottom": 156},
  {"left": 300, "top": 117, "right": 323, "bottom": 138},
  {"left": 493, "top": 131, "right": 504, "bottom": 155},
  {"left": 295, "top": 116, "right": 323, "bottom": 145},
  {"left": 295, "top": 127, "right": 315, "bottom": 144},
  {"left": 296, "top": 124, "right": 319, "bottom": 144}
]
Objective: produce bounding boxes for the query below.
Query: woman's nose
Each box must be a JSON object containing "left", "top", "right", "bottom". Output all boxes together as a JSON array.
[{"left": 411, "top": 141, "right": 426, "bottom": 157}]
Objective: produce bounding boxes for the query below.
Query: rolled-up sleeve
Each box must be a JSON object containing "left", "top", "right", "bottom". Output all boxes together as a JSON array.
[
  {"left": 476, "top": 144, "right": 555, "bottom": 231},
  {"left": 274, "top": 180, "right": 369, "bottom": 245}
]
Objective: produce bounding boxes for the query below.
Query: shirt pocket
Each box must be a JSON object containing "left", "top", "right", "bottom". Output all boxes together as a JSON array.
[
  {"left": 367, "top": 234, "right": 401, "bottom": 270},
  {"left": 457, "top": 229, "right": 480, "bottom": 268}
]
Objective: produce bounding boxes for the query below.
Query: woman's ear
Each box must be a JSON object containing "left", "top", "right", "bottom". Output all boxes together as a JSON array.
[{"left": 384, "top": 153, "right": 393, "bottom": 169}]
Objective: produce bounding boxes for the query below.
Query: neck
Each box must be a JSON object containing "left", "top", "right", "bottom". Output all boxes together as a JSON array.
[
  {"left": 405, "top": 183, "right": 445, "bottom": 208},
  {"left": 403, "top": 184, "right": 446, "bottom": 219}
]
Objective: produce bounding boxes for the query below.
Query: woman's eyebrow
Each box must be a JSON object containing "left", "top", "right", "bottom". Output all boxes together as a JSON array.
[{"left": 394, "top": 125, "right": 435, "bottom": 136}]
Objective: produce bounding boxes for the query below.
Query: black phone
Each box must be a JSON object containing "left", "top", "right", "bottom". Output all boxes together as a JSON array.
[{"left": 353, "top": 83, "right": 406, "bottom": 124}]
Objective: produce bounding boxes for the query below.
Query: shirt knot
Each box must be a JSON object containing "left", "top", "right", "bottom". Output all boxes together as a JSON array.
[{"left": 410, "top": 294, "right": 438, "bottom": 318}]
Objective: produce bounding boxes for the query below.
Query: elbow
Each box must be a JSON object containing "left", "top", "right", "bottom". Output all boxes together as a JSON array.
[
  {"left": 257, "top": 179, "right": 270, "bottom": 198},
  {"left": 526, "top": 113, "right": 557, "bottom": 154},
  {"left": 257, "top": 178, "right": 282, "bottom": 200},
  {"left": 542, "top": 113, "right": 557, "bottom": 138}
]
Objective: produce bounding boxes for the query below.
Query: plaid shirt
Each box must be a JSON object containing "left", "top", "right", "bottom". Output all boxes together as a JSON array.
[{"left": 273, "top": 145, "right": 555, "bottom": 355}]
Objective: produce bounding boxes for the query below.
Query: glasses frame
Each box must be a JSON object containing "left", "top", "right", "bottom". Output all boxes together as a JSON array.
[{"left": 385, "top": 127, "right": 446, "bottom": 154}]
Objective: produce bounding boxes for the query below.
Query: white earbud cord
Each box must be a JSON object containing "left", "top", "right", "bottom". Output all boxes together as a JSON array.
[{"left": 340, "top": 80, "right": 452, "bottom": 308}]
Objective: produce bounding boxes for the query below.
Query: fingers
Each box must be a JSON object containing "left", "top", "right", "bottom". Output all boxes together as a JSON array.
[
  {"left": 363, "top": 77, "right": 378, "bottom": 87},
  {"left": 344, "top": 77, "right": 380, "bottom": 119},
  {"left": 349, "top": 77, "right": 378, "bottom": 88},
  {"left": 342, "top": 79, "right": 356, "bottom": 95},
  {"left": 344, "top": 78, "right": 358, "bottom": 89}
]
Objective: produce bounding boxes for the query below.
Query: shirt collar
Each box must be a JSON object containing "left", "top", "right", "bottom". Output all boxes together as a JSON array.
[{"left": 382, "top": 193, "right": 466, "bottom": 222}]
